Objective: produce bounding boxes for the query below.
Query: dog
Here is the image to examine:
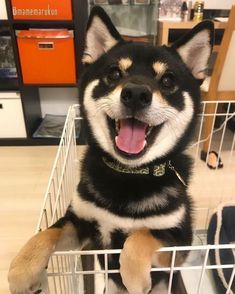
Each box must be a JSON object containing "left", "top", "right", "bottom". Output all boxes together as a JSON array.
[{"left": 8, "top": 6, "right": 214, "bottom": 294}]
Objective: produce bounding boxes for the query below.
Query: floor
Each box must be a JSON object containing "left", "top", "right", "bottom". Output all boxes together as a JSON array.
[
  {"left": 0, "top": 146, "right": 57, "bottom": 294},
  {"left": 188, "top": 123, "right": 235, "bottom": 229}
]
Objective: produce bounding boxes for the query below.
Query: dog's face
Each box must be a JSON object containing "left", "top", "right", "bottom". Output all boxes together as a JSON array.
[{"left": 80, "top": 7, "right": 214, "bottom": 167}]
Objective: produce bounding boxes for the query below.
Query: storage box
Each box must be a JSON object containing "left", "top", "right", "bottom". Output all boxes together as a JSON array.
[
  {"left": 0, "top": 92, "right": 26, "bottom": 138},
  {"left": 11, "top": 0, "right": 73, "bottom": 20},
  {"left": 17, "top": 30, "right": 76, "bottom": 84},
  {"left": 0, "top": 0, "right": 8, "bottom": 19}
]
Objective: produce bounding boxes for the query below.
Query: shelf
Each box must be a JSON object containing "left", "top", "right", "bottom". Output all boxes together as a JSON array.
[
  {"left": 0, "top": 136, "right": 85, "bottom": 146},
  {"left": 22, "top": 114, "right": 85, "bottom": 146},
  {"left": 0, "top": 0, "right": 88, "bottom": 146},
  {"left": 0, "top": 78, "right": 19, "bottom": 91},
  {"left": 12, "top": 20, "right": 74, "bottom": 29},
  {"left": 23, "top": 83, "right": 78, "bottom": 88},
  {"left": 0, "top": 20, "right": 10, "bottom": 26},
  {"left": 0, "top": 137, "right": 60, "bottom": 146},
  {"left": 94, "top": 3, "right": 155, "bottom": 6}
]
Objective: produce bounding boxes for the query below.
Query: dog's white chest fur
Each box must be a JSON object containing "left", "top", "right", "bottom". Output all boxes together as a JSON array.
[{"left": 71, "top": 194, "right": 185, "bottom": 246}]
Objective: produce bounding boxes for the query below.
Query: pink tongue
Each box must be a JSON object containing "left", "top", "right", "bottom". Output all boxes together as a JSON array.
[{"left": 115, "top": 118, "right": 147, "bottom": 154}]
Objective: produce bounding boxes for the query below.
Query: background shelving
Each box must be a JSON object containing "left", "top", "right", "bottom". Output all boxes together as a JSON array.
[{"left": 0, "top": 0, "right": 88, "bottom": 145}]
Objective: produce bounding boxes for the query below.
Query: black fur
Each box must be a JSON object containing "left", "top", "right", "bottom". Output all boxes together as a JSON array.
[
  {"left": 53, "top": 7, "right": 214, "bottom": 292},
  {"left": 78, "top": 150, "right": 193, "bottom": 218}
]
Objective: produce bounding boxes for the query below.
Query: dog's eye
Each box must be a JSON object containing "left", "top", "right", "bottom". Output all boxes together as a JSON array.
[
  {"left": 107, "top": 66, "right": 122, "bottom": 82},
  {"left": 160, "top": 73, "right": 176, "bottom": 90}
]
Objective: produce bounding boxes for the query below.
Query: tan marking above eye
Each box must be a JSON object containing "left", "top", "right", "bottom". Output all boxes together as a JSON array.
[
  {"left": 153, "top": 62, "right": 167, "bottom": 75},
  {"left": 119, "top": 58, "right": 133, "bottom": 71}
]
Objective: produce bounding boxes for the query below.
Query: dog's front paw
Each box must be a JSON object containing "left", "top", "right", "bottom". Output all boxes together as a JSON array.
[
  {"left": 8, "top": 258, "right": 47, "bottom": 294},
  {"left": 119, "top": 241, "right": 152, "bottom": 294}
]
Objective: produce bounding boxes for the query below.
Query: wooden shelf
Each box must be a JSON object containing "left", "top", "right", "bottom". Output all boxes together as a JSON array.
[
  {"left": 0, "top": 78, "right": 19, "bottom": 91},
  {"left": 158, "top": 20, "right": 227, "bottom": 31},
  {"left": 157, "top": 20, "right": 227, "bottom": 47}
]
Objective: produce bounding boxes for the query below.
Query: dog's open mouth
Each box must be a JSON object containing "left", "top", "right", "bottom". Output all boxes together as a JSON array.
[
  {"left": 115, "top": 118, "right": 148, "bottom": 154},
  {"left": 108, "top": 117, "right": 163, "bottom": 157}
]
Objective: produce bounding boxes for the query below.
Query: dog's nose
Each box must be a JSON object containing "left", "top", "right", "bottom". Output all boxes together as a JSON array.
[{"left": 121, "top": 83, "right": 152, "bottom": 111}]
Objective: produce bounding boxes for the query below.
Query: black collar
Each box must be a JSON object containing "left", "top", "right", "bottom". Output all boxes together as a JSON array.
[
  {"left": 103, "top": 157, "right": 166, "bottom": 177},
  {"left": 102, "top": 156, "right": 187, "bottom": 186}
]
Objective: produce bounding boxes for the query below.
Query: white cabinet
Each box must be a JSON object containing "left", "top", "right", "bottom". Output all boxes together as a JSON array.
[
  {"left": 0, "top": 92, "right": 27, "bottom": 138},
  {"left": 0, "top": 0, "right": 8, "bottom": 19}
]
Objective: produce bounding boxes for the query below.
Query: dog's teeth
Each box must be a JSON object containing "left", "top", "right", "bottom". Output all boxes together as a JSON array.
[
  {"left": 146, "top": 127, "right": 153, "bottom": 137},
  {"left": 115, "top": 120, "right": 119, "bottom": 133}
]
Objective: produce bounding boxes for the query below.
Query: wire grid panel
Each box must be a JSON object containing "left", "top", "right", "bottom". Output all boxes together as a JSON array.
[
  {"left": 36, "top": 105, "right": 81, "bottom": 294},
  {"left": 189, "top": 100, "right": 235, "bottom": 230},
  {"left": 37, "top": 101, "right": 235, "bottom": 294}
]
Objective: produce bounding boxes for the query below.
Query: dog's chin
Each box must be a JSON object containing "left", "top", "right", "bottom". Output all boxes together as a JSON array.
[{"left": 107, "top": 116, "right": 164, "bottom": 161}]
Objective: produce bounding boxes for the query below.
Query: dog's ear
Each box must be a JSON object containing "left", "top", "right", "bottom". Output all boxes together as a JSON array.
[
  {"left": 171, "top": 21, "right": 214, "bottom": 80},
  {"left": 82, "top": 6, "right": 123, "bottom": 65}
]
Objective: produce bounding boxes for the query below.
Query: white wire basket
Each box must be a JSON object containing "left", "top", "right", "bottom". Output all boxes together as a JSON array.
[{"left": 36, "top": 101, "right": 235, "bottom": 294}]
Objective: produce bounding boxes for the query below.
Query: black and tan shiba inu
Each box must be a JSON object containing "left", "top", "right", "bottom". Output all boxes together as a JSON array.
[{"left": 8, "top": 6, "right": 214, "bottom": 294}]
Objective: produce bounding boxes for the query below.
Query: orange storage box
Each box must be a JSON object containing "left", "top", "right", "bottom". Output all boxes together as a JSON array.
[
  {"left": 11, "top": 0, "right": 73, "bottom": 20},
  {"left": 17, "top": 30, "right": 76, "bottom": 84}
]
